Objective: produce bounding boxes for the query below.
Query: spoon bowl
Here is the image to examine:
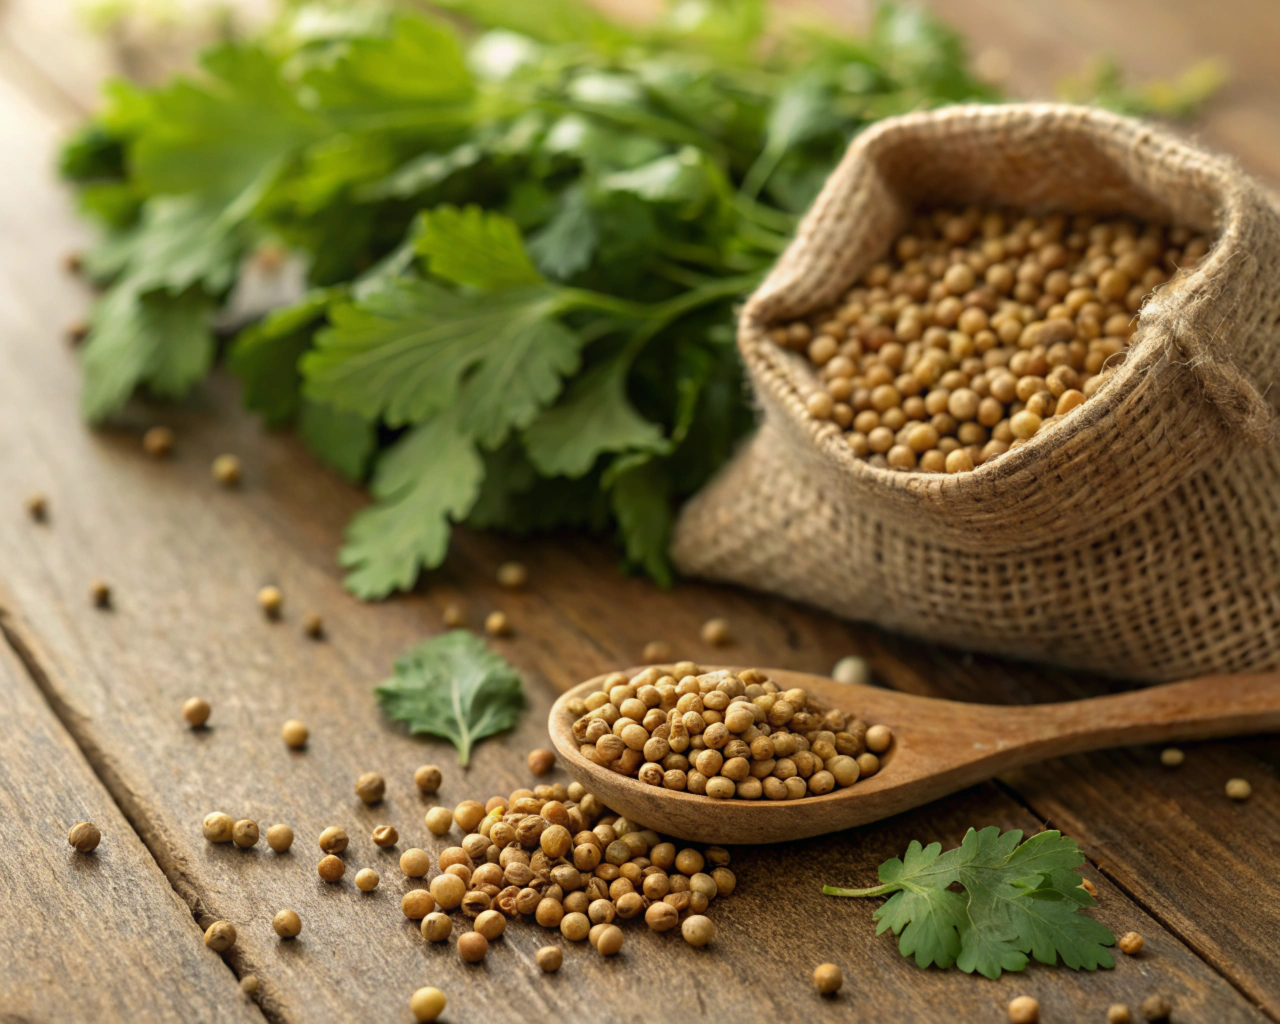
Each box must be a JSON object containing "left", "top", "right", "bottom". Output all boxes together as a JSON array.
[{"left": 549, "top": 665, "right": 1280, "bottom": 844}]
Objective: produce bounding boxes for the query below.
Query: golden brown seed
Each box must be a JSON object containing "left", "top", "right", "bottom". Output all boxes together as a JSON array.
[
  {"left": 211, "top": 454, "right": 241, "bottom": 487},
  {"left": 232, "top": 820, "right": 259, "bottom": 848},
  {"left": 1139, "top": 995, "right": 1171, "bottom": 1021},
  {"left": 266, "top": 824, "right": 293, "bottom": 853},
  {"left": 402, "top": 890, "right": 436, "bottom": 919},
  {"left": 1118, "top": 931, "right": 1144, "bottom": 955},
  {"left": 457, "top": 931, "right": 488, "bottom": 963},
  {"left": 596, "top": 924, "right": 624, "bottom": 956},
  {"left": 317, "top": 855, "right": 345, "bottom": 882},
  {"left": 415, "top": 764, "right": 443, "bottom": 793},
  {"left": 372, "top": 825, "right": 399, "bottom": 847},
  {"left": 814, "top": 963, "right": 843, "bottom": 995},
  {"left": 355, "top": 772, "right": 386, "bottom": 804},
  {"left": 318, "top": 827, "right": 348, "bottom": 854},
  {"left": 203, "top": 920, "right": 236, "bottom": 952},
  {"left": 203, "top": 813, "right": 235, "bottom": 843},
  {"left": 1107, "top": 1005, "right": 1132, "bottom": 1024},
  {"left": 1007, "top": 995, "right": 1039, "bottom": 1023},
  {"left": 68, "top": 821, "right": 101, "bottom": 853},
  {"left": 701, "top": 617, "right": 731, "bottom": 647},
  {"left": 485, "top": 611, "right": 511, "bottom": 636},
  {"left": 681, "top": 914, "right": 714, "bottom": 946},
  {"left": 536, "top": 945, "right": 563, "bottom": 972},
  {"left": 281, "top": 719, "right": 308, "bottom": 749},
  {"left": 1080, "top": 878, "right": 1098, "bottom": 897},
  {"left": 142, "top": 426, "right": 175, "bottom": 458},
  {"left": 401, "top": 848, "right": 431, "bottom": 877},
  {"left": 1159, "top": 747, "right": 1185, "bottom": 768},
  {"left": 24, "top": 493, "right": 48, "bottom": 521},
  {"left": 257, "top": 586, "right": 283, "bottom": 619},
  {"left": 474, "top": 909, "right": 507, "bottom": 940},
  {"left": 410, "top": 987, "right": 446, "bottom": 1023},
  {"left": 442, "top": 603, "right": 465, "bottom": 628},
  {"left": 90, "top": 579, "right": 111, "bottom": 608},
  {"left": 865, "top": 724, "right": 893, "bottom": 753},
  {"left": 425, "top": 806, "right": 453, "bottom": 836},
  {"left": 421, "top": 913, "right": 451, "bottom": 942},
  {"left": 430, "top": 873, "right": 466, "bottom": 910},
  {"left": 454, "top": 800, "right": 486, "bottom": 832},
  {"left": 496, "top": 561, "right": 528, "bottom": 588},
  {"left": 302, "top": 612, "right": 324, "bottom": 639},
  {"left": 182, "top": 697, "right": 211, "bottom": 728},
  {"left": 527, "top": 748, "right": 556, "bottom": 775},
  {"left": 1226, "top": 778, "right": 1252, "bottom": 800},
  {"left": 240, "top": 976, "right": 259, "bottom": 996},
  {"left": 642, "top": 640, "right": 672, "bottom": 664},
  {"left": 355, "top": 868, "right": 380, "bottom": 892},
  {"left": 273, "top": 909, "right": 302, "bottom": 938}
]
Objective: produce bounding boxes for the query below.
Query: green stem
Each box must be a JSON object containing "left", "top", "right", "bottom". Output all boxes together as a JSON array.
[{"left": 823, "top": 883, "right": 899, "bottom": 898}]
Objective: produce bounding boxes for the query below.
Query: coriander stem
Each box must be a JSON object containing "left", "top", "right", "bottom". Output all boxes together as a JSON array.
[{"left": 822, "top": 883, "right": 898, "bottom": 898}]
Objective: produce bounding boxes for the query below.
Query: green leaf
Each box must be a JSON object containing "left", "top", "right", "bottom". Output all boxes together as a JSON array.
[
  {"left": 824, "top": 828, "right": 1115, "bottom": 979},
  {"left": 227, "top": 290, "right": 333, "bottom": 426},
  {"left": 340, "top": 411, "right": 484, "bottom": 598},
  {"left": 298, "top": 400, "right": 377, "bottom": 482},
  {"left": 360, "top": 142, "right": 484, "bottom": 201},
  {"left": 527, "top": 185, "right": 598, "bottom": 280},
  {"left": 524, "top": 356, "right": 669, "bottom": 478},
  {"left": 607, "top": 455, "right": 673, "bottom": 586},
  {"left": 374, "top": 630, "right": 524, "bottom": 766},
  {"left": 600, "top": 147, "right": 714, "bottom": 209},
  {"left": 413, "top": 205, "right": 542, "bottom": 289}
]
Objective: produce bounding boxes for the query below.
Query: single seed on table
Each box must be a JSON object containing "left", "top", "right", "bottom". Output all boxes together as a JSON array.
[
  {"left": 1107, "top": 1004, "right": 1132, "bottom": 1024},
  {"left": 89, "top": 579, "right": 111, "bottom": 608},
  {"left": 415, "top": 764, "right": 443, "bottom": 794},
  {"left": 211, "top": 454, "right": 241, "bottom": 487},
  {"left": 474, "top": 909, "right": 506, "bottom": 940},
  {"left": 281, "top": 719, "right": 309, "bottom": 749},
  {"left": 1140, "top": 994, "right": 1172, "bottom": 1021},
  {"left": 425, "top": 806, "right": 453, "bottom": 835},
  {"left": 442, "top": 603, "right": 465, "bottom": 628},
  {"left": 1160, "top": 747, "right": 1185, "bottom": 767},
  {"left": 458, "top": 931, "right": 488, "bottom": 963},
  {"left": 401, "top": 848, "right": 431, "bottom": 877},
  {"left": 813, "top": 963, "right": 842, "bottom": 995},
  {"left": 560, "top": 912, "right": 590, "bottom": 941},
  {"left": 142, "top": 426, "right": 174, "bottom": 458},
  {"left": 865, "top": 724, "right": 893, "bottom": 753},
  {"left": 355, "top": 772, "right": 386, "bottom": 804},
  {"left": 68, "top": 821, "right": 101, "bottom": 853},
  {"left": 232, "top": 820, "right": 259, "bottom": 848},
  {"left": 422, "top": 912, "right": 452, "bottom": 942},
  {"left": 701, "top": 618, "right": 731, "bottom": 647},
  {"left": 203, "top": 813, "right": 234, "bottom": 843},
  {"left": 240, "top": 976, "right": 259, "bottom": 997},
  {"left": 496, "top": 561, "right": 528, "bottom": 588},
  {"left": 831, "top": 656, "right": 870, "bottom": 685},
  {"left": 642, "top": 640, "right": 672, "bottom": 664},
  {"left": 1118, "top": 931, "right": 1144, "bottom": 955},
  {"left": 302, "top": 612, "right": 324, "bottom": 639},
  {"left": 354, "top": 868, "right": 380, "bottom": 892},
  {"left": 317, "top": 855, "right": 345, "bottom": 882},
  {"left": 257, "top": 585, "right": 283, "bottom": 619},
  {"left": 1226, "top": 777, "right": 1252, "bottom": 800},
  {"left": 372, "top": 825, "right": 399, "bottom": 847},
  {"left": 681, "top": 915, "right": 714, "bottom": 947},
  {"left": 266, "top": 824, "right": 293, "bottom": 853},
  {"left": 318, "top": 826, "right": 348, "bottom": 854},
  {"left": 1007, "top": 995, "right": 1039, "bottom": 1024},
  {"left": 25, "top": 493, "right": 48, "bottom": 521},
  {"left": 536, "top": 946, "right": 562, "bottom": 972},
  {"left": 1080, "top": 878, "right": 1097, "bottom": 897},
  {"left": 527, "top": 748, "right": 556, "bottom": 775},
  {"left": 272, "top": 909, "right": 302, "bottom": 938},
  {"left": 67, "top": 320, "right": 89, "bottom": 344},
  {"left": 182, "top": 697, "right": 211, "bottom": 728},
  {"left": 203, "top": 920, "right": 236, "bottom": 952},
  {"left": 485, "top": 611, "right": 512, "bottom": 636},
  {"left": 410, "top": 986, "right": 447, "bottom": 1023}
]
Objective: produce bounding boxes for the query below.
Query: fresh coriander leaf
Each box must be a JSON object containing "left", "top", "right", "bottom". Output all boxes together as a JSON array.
[
  {"left": 601, "top": 147, "right": 715, "bottom": 209},
  {"left": 824, "top": 827, "right": 1115, "bottom": 979},
  {"left": 228, "top": 290, "right": 334, "bottom": 425},
  {"left": 374, "top": 629, "right": 524, "bottom": 766},
  {"left": 524, "top": 356, "right": 669, "bottom": 478},
  {"left": 298, "top": 400, "right": 376, "bottom": 482},
  {"left": 527, "top": 185, "right": 598, "bottom": 280},
  {"left": 413, "top": 205, "right": 542, "bottom": 289},
  {"left": 606, "top": 454, "right": 673, "bottom": 586},
  {"left": 359, "top": 142, "right": 484, "bottom": 201},
  {"left": 340, "top": 411, "right": 484, "bottom": 598}
]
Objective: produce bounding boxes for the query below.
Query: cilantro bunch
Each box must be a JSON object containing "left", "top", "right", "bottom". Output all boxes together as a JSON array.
[{"left": 60, "top": 0, "right": 998, "bottom": 598}]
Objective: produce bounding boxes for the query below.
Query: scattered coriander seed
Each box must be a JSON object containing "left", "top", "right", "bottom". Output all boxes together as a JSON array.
[
  {"left": 1007, "top": 995, "right": 1039, "bottom": 1024},
  {"left": 425, "top": 807, "right": 454, "bottom": 836},
  {"left": 142, "top": 426, "right": 174, "bottom": 458},
  {"left": 422, "top": 912, "right": 452, "bottom": 942},
  {"left": 89, "top": 579, "right": 111, "bottom": 608},
  {"left": 203, "top": 812, "right": 235, "bottom": 843},
  {"left": 372, "top": 825, "right": 399, "bottom": 847},
  {"left": 644, "top": 901, "right": 678, "bottom": 932},
  {"left": 474, "top": 909, "right": 506, "bottom": 940},
  {"left": 485, "top": 611, "right": 512, "bottom": 637},
  {"left": 596, "top": 923, "right": 624, "bottom": 956},
  {"left": 318, "top": 826, "right": 348, "bottom": 854},
  {"left": 700, "top": 618, "right": 731, "bottom": 647},
  {"left": 257, "top": 585, "right": 283, "bottom": 619},
  {"left": 442, "top": 603, "right": 465, "bottom": 628},
  {"left": 317, "top": 855, "right": 345, "bottom": 882},
  {"left": 1159, "top": 747, "right": 1185, "bottom": 767},
  {"left": 1226, "top": 777, "right": 1252, "bottom": 800},
  {"left": 355, "top": 868, "right": 380, "bottom": 892},
  {"left": 1080, "top": 878, "right": 1097, "bottom": 897},
  {"left": 642, "top": 640, "right": 672, "bottom": 664},
  {"left": 266, "top": 824, "right": 293, "bottom": 853},
  {"left": 865, "top": 724, "right": 893, "bottom": 753},
  {"left": 232, "top": 820, "right": 259, "bottom": 848},
  {"left": 454, "top": 800, "right": 486, "bottom": 832},
  {"left": 527, "top": 748, "right": 556, "bottom": 776},
  {"left": 560, "top": 912, "right": 590, "bottom": 942},
  {"left": 281, "top": 719, "right": 309, "bottom": 749},
  {"left": 302, "top": 612, "right": 324, "bottom": 639},
  {"left": 410, "top": 987, "right": 447, "bottom": 1023},
  {"left": 67, "top": 319, "right": 89, "bottom": 344},
  {"left": 63, "top": 251, "right": 83, "bottom": 274},
  {"left": 355, "top": 772, "right": 386, "bottom": 805},
  {"left": 182, "top": 697, "right": 211, "bottom": 728},
  {"left": 401, "top": 848, "right": 432, "bottom": 878},
  {"left": 24, "top": 493, "right": 48, "bottom": 522},
  {"left": 68, "top": 821, "right": 101, "bottom": 853},
  {"left": 272, "top": 909, "right": 302, "bottom": 938},
  {"left": 430, "top": 874, "right": 466, "bottom": 910},
  {"left": 415, "top": 764, "right": 443, "bottom": 794},
  {"left": 211, "top": 454, "right": 241, "bottom": 487},
  {"left": 403, "top": 890, "right": 436, "bottom": 919},
  {"left": 681, "top": 914, "right": 714, "bottom": 947},
  {"left": 457, "top": 931, "right": 488, "bottom": 963},
  {"left": 1107, "top": 1005, "right": 1132, "bottom": 1024},
  {"left": 1139, "top": 994, "right": 1172, "bottom": 1021},
  {"left": 536, "top": 946, "right": 563, "bottom": 972},
  {"left": 813, "top": 963, "right": 843, "bottom": 996},
  {"left": 1118, "top": 931, "right": 1144, "bottom": 955},
  {"left": 497, "top": 561, "right": 528, "bottom": 588},
  {"left": 203, "top": 920, "right": 236, "bottom": 952},
  {"left": 240, "top": 976, "right": 259, "bottom": 997}
]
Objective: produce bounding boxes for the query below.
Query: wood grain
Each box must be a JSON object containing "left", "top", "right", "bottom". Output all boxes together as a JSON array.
[{"left": 0, "top": 625, "right": 263, "bottom": 1023}]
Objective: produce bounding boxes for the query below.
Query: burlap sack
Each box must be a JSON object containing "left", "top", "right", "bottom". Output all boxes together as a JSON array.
[{"left": 672, "top": 104, "right": 1280, "bottom": 682}]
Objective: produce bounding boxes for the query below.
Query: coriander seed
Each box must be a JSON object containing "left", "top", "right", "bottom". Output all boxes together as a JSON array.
[
  {"left": 90, "top": 579, "right": 111, "bottom": 608},
  {"left": 560, "top": 912, "right": 590, "bottom": 941},
  {"left": 317, "top": 855, "right": 345, "bottom": 882},
  {"left": 257, "top": 585, "right": 283, "bottom": 619},
  {"left": 474, "top": 909, "right": 506, "bottom": 940},
  {"left": 536, "top": 946, "right": 562, "bottom": 972},
  {"left": 864, "top": 724, "right": 893, "bottom": 753},
  {"left": 1159, "top": 747, "right": 1185, "bottom": 767},
  {"left": 1080, "top": 878, "right": 1097, "bottom": 897},
  {"left": 1139, "top": 995, "right": 1171, "bottom": 1021},
  {"left": 240, "top": 976, "right": 259, "bottom": 997},
  {"left": 401, "top": 848, "right": 431, "bottom": 877},
  {"left": 1007, "top": 996, "right": 1039, "bottom": 1024},
  {"left": 372, "top": 825, "right": 398, "bottom": 847},
  {"left": 1226, "top": 777, "right": 1252, "bottom": 800},
  {"left": 68, "top": 821, "right": 101, "bottom": 853},
  {"left": 643, "top": 640, "right": 672, "bottom": 664},
  {"left": 485, "top": 611, "right": 511, "bottom": 636},
  {"left": 281, "top": 719, "right": 308, "bottom": 749},
  {"left": 1118, "top": 931, "right": 1144, "bottom": 955},
  {"left": 430, "top": 873, "right": 465, "bottom": 910},
  {"left": 25, "top": 493, "right": 48, "bottom": 522},
  {"left": 831, "top": 656, "right": 870, "bottom": 685},
  {"left": 596, "top": 924, "right": 623, "bottom": 956},
  {"left": 497, "top": 561, "right": 528, "bottom": 588},
  {"left": 266, "top": 824, "right": 293, "bottom": 853},
  {"left": 415, "top": 764, "right": 443, "bottom": 794},
  {"left": 813, "top": 963, "right": 842, "bottom": 995},
  {"left": 182, "top": 697, "right": 211, "bottom": 728},
  {"left": 203, "top": 920, "right": 236, "bottom": 952},
  {"left": 701, "top": 618, "right": 731, "bottom": 647},
  {"left": 528, "top": 748, "right": 556, "bottom": 775},
  {"left": 355, "top": 868, "right": 380, "bottom": 892},
  {"left": 142, "top": 426, "right": 174, "bottom": 458},
  {"left": 422, "top": 912, "right": 451, "bottom": 942},
  {"left": 410, "top": 987, "right": 446, "bottom": 1023},
  {"left": 318, "top": 826, "right": 348, "bottom": 854},
  {"left": 272, "top": 909, "right": 302, "bottom": 938},
  {"left": 1108, "top": 1005, "right": 1132, "bottom": 1024},
  {"left": 355, "top": 772, "right": 386, "bottom": 804},
  {"left": 232, "top": 819, "right": 259, "bottom": 848},
  {"left": 203, "top": 812, "right": 235, "bottom": 843},
  {"left": 442, "top": 604, "right": 465, "bottom": 628},
  {"left": 454, "top": 800, "right": 486, "bottom": 832},
  {"left": 211, "top": 454, "right": 241, "bottom": 487},
  {"left": 457, "top": 931, "right": 488, "bottom": 963},
  {"left": 402, "top": 890, "right": 436, "bottom": 919},
  {"left": 302, "top": 612, "right": 324, "bottom": 639},
  {"left": 681, "top": 914, "right": 714, "bottom": 946}
]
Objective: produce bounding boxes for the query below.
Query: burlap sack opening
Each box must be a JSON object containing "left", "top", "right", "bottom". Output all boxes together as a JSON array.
[{"left": 672, "top": 104, "right": 1280, "bottom": 682}]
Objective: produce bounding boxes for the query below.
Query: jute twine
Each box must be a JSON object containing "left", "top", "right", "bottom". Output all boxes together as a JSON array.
[{"left": 671, "top": 104, "right": 1280, "bottom": 681}]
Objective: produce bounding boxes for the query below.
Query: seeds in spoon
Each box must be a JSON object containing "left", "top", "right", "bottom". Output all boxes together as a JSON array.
[
  {"left": 68, "top": 821, "right": 101, "bottom": 853},
  {"left": 272, "top": 910, "right": 301, "bottom": 938},
  {"left": 865, "top": 724, "right": 893, "bottom": 753},
  {"left": 266, "top": 824, "right": 293, "bottom": 852},
  {"left": 355, "top": 772, "right": 385, "bottom": 804},
  {"left": 203, "top": 921, "right": 236, "bottom": 952},
  {"left": 281, "top": 719, "right": 308, "bottom": 749},
  {"left": 410, "top": 987, "right": 446, "bottom": 1023},
  {"left": 813, "top": 963, "right": 843, "bottom": 995},
  {"left": 182, "top": 697, "right": 211, "bottom": 728}
]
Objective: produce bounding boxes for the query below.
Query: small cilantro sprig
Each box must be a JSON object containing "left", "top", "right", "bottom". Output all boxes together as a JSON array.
[
  {"left": 374, "top": 630, "right": 524, "bottom": 767},
  {"left": 824, "top": 827, "right": 1116, "bottom": 979}
]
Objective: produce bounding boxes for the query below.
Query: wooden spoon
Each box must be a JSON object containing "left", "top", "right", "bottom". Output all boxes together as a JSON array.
[{"left": 548, "top": 666, "right": 1280, "bottom": 844}]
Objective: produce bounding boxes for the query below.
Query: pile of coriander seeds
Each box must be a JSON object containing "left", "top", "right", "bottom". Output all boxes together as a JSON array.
[
  {"left": 770, "top": 208, "right": 1209, "bottom": 472},
  {"left": 567, "top": 663, "right": 891, "bottom": 800}
]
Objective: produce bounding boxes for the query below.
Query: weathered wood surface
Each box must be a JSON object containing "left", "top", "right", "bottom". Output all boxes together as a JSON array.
[
  {"left": 0, "top": 619, "right": 263, "bottom": 1023},
  {"left": 0, "top": 1, "right": 1277, "bottom": 1022}
]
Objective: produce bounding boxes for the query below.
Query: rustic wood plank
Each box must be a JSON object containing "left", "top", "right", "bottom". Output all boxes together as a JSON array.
[{"left": 0, "top": 621, "right": 264, "bottom": 1023}]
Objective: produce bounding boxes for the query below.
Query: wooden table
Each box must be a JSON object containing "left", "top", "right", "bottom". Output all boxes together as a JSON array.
[{"left": 1, "top": 2, "right": 1276, "bottom": 1022}]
